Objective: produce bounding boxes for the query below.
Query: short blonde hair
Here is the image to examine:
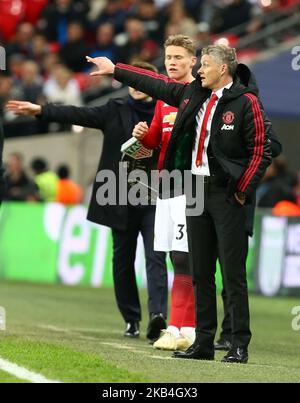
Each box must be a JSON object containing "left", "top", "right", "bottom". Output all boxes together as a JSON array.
[
  {"left": 202, "top": 45, "right": 238, "bottom": 77},
  {"left": 164, "top": 35, "right": 196, "bottom": 56}
]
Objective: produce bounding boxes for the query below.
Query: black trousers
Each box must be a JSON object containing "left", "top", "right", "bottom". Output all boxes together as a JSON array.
[
  {"left": 220, "top": 202, "right": 254, "bottom": 340},
  {"left": 186, "top": 181, "right": 251, "bottom": 355},
  {"left": 220, "top": 286, "right": 232, "bottom": 341},
  {"left": 112, "top": 205, "right": 168, "bottom": 323}
]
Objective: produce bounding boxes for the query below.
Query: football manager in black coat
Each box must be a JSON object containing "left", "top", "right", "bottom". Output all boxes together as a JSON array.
[
  {"left": 85, "top": 44, "right": 272, "bottom": 363},
  {"left": 6, "top": 62, "right": 168, "bottom": 343},
  {"left": 215, "top": 128, "right": 281, "bottom": 352}
]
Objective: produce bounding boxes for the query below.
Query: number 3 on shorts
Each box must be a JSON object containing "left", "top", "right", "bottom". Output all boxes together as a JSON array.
[{"left": 176, "top": 224, "right": 185, "bottom": 240}]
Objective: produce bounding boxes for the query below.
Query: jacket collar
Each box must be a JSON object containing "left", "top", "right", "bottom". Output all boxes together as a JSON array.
[{"left": 195, "top": 63, "right": 259, "bottom": 102}]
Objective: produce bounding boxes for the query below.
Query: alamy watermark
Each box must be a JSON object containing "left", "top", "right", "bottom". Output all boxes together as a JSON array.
[
  {"left": 291, "top": 306, "right": 300, "bottom": 331},
  {"left": 95, "top": 164, "right": 205, "bottom": 216},
  {"left": 0, "top": 46, "right": 6, "bottom": 71},
  {"left": 291, "top": 46, "right": 300, "bottom": 71}
]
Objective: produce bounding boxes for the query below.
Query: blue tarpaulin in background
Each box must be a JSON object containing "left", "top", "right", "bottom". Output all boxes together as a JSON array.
[{"left": 252, "top": 49, "right": 300, "bottom": 118}]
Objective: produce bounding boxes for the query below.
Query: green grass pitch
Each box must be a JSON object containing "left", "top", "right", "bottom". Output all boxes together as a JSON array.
[{"left": 0, "top": 281, "right": 299, "bottom": 383}]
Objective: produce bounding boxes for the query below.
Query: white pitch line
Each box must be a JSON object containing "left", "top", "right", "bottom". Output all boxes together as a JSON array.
[
  {"left": 100, "top": 342, "right": 139, "bottom": 350},
  {"left": 38, "top": 325, "right": 71, "bottom": 333},
  {"left": 149, "top": 355, "right": 173, "bottom": 360},
  {"left": 38, "top": 324, "right": 121, "bottom": 335},
  {"left": 99, "top": 342, "right": 151, "bottom": 355},
  {"left": 0, "top": 358, "right": 61, "bottom": 383}
]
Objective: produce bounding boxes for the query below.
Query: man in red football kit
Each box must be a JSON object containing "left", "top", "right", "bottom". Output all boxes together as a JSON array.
[{"left": 132, "top": 35, "right": 197, "bottom": 351}]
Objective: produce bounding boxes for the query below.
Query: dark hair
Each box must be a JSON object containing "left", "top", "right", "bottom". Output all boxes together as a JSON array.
[
  {"left": 57, "top": 165, "right": 70, "bottom": 179},
  {"left": 31, "top": 158, "right": 47, "bottom": 173}
]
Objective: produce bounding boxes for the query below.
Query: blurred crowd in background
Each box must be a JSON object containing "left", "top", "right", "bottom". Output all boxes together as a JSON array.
[
  {"left": 3, "top": 150, "right": 300, "bottom": 215},
  {"left": 1, "top": 0, "right": 299, "bottom": 135},
  {"left": 0, "top": 0, "right": 300, "bottom": 212},
  {"left": 4, "top": 151, "right": 83, "bottom": 204}
]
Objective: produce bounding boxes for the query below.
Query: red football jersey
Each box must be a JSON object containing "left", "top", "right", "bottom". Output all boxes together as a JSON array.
[{"left": 141, "top": 100, "right": 178, "bottom": 171}]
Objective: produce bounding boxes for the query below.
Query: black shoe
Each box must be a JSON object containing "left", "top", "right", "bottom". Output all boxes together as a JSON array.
[
  {"left": 221, "top": 347, "right": 248, "bottom": 364},
  {"left": 172, "top": 343, "right": 214, "bottom": 361},
  {"left": 146, "top": 313, "right": 166, "bottom": 342},
  {"left": 214, "top": 338, "right": 232, "bottom": 351},
  {"left": 124, "top": 322, "right": 140, "bottom": 338}
]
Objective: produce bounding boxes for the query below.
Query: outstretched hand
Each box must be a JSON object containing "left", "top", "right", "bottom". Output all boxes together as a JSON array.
[
  {"left": 6, "top": 100, "right": 42, "bottom": 116},
  {"left": 132, "top": 121, "right": 149, "bottom": 140},
  {"left": 86, "top": 56, "right": 116, "bottom": 76}
]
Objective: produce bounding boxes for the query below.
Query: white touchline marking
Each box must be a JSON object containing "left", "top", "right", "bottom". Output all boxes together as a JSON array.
[
  {"left": 71, "top": 327, "right": 121, "bottom": 335},
  {"left": 100, "top": 342, "right": 139, "bottom": 350},
  {"left": 38, "top": 325, "right": 71, "bottom": 333},
  {"left": 78, "top": 335, "right": 99, "bottom": 341},
  {"left": 38, "top": 325, "right": 179, "bottom": 357},
  {"left": 99, "top": 342, "right": 150, "bottom": 355},
  {"left": 149, "top": 355, "right": 173, "bottom": 360},
  {"left": 0, "top": 358, "right": 61, "bottom": 383},
  {"left": 38, "top": 324, "right": 121, "bottom": 335}
]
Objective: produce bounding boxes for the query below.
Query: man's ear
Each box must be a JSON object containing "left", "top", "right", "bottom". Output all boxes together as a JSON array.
[
  {"left": 220, "top": 63, "right": 227, "bottom": 76},
  {"left": 191, "top": 56, "right": 197, "bottom": 68}
]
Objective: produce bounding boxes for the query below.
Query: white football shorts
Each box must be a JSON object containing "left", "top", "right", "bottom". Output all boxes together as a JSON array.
[{"left": 154, "top": 195, "right": 188, "bottom": 252}]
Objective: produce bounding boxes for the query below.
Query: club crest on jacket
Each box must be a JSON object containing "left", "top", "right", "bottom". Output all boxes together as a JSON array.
[{"left": 222, "top": 111, "right": 235, "bottom": 124}]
